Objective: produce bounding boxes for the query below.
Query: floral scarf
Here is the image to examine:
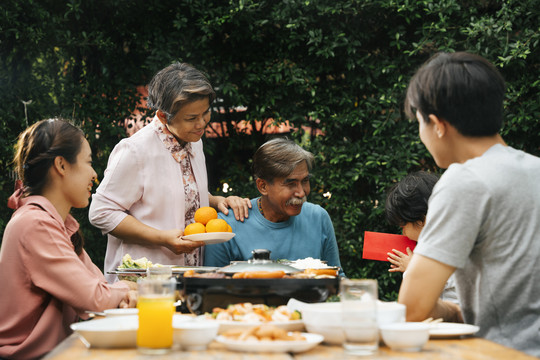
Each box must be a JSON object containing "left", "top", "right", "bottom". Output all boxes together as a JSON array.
[{"left": 153, "top": 117, "right": 201, "bottom": 266}]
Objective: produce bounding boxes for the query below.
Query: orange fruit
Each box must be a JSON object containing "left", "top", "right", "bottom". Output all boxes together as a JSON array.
[
  {"left": 184, "top": 222, "right": 206, "bottom": 235},
  {"left": 227, "top": 224, "right": 232, "bottom": 233},
  {"left": 205, "top": 218, "right": 229, "bottom": 233},
  {"left": 194, "top": 207, "right": 218, "bottom": 225}
]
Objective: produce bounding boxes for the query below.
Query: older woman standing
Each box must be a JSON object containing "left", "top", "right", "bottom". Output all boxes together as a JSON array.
[
  {"left": 89, "top": 63, "right": 250, "bottom": 281},
  {"left": 0, "top": 119, "right": 136, "bottom": 360}
]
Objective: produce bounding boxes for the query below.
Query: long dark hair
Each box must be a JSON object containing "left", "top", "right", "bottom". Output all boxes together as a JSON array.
[{"left": 13, "top": 118, "right": 86, "bottom": 254}]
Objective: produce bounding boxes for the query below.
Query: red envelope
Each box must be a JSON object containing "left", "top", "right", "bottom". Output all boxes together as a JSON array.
[{"left": 362, "top": 231, "right": 417, "bottom": 262}]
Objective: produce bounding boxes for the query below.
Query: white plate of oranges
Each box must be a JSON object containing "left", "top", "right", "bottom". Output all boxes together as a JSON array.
[
  {"left": 182, "top": 232, "right": 236, "bottom": 244},
  {"left": 182, "top": 207, "right": 234, "bottom": 244}
]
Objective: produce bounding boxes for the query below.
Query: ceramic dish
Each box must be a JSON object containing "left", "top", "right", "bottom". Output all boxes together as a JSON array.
[
  {"left": 380, "top": 322, "right": 430, "bottom": 351},
  {"left": 173, "top": 319, "right": 219, "bottom": 350},
  {"left": 70, "top": 314, "right": 195, "bottom": 348},
  {"left": 70, "top": 315, "right": 138, "bottom": 348},
  {"left": 429, "top": 322, "right": 480, "bottom": 338},
  {"left": 111, "top": 266, "right": 219, "bottom": 275},
  {"left": 182, "top": 232, "right": 235, "bottom": 244},
  {"left": 216, "top": 332, "right": 323, "bottom": 353},
  {"left": 103, "top": 308, "right": 139, "bottom": 317}
]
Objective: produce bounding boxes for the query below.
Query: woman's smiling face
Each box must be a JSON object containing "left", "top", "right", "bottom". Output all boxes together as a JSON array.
[
  {"left": 166, "top": 98, "right": 211, "bottom": 143},
  {"left": 64, "top": 137, "right": 98, "bottom": 209}
]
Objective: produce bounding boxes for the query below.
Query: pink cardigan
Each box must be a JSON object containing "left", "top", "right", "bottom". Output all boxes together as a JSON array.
[
  {"left": 0, "top": 193, "right": 129, "bottom": 360},
  {"left": 89, "top": 117, "right": 210, "bottom": 282}
]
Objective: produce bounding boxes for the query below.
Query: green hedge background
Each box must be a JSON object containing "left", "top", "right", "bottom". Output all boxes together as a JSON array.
[{"left": 1, "top": 0, "right": 539, "bottom": 300}]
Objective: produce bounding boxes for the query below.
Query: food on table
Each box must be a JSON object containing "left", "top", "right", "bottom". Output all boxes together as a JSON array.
[
  {"left": 184, "top": 222, "right": 206, "bottom": 235},
  {"left": 181, "top": 268, "right": 337, "bottom": 279},
  {"left": 303, "top": 268, "right": 338, "bottom": 277},
  {"left": 116, "top": 254, "right": 164, "bottom": 280},
  {"left": 183, "top": 270, "right": 227, "bottom": 278},
  {"left": 194, "top": 207, "right": 218, "bottom": 225},
  {"left": 221, "top": 324, "right": 306, "bottom": 342},
  {"left": 232, "top": 270, "right": 286, "bottom": 279},
  {"left": 289, "top": 257, "right": 330, "bottom": 269},
  {"left": 118, "top": 254, "right": 156, "bottom": 269},
  {"left": 205, "top": 303, "right": 301, "bottom": 323}
]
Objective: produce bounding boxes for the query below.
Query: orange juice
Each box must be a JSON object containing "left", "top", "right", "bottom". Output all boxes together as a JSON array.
[{"left": 137, "top": 295, "right": 174, "bottom": 350}]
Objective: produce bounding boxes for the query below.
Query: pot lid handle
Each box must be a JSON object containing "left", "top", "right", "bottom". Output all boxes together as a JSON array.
[{"left": 251, "top": 249, "right": 271, "bottom": 260}]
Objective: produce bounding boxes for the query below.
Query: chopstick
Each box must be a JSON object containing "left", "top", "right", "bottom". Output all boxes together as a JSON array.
[
  {"left": 422, "top": 317, "right": 443, "bottom": 324},
  {"left": 84, "top": 310, "right": 106, "bottom": 318}
]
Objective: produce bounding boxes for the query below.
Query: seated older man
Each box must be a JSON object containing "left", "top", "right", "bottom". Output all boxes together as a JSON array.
[{"left": 204, "top": 138, "right": 342, "bottom": 271}]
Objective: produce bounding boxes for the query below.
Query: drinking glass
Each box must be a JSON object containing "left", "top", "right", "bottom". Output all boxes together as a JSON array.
[
  {"left": 341, "top": 279, "right": 379, "bottom": 356},
  {"left": 136, "top": 272, "right": 176, "bottom": 354}
]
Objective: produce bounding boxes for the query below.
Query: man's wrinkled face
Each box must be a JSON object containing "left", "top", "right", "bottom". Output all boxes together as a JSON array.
[{"left": 262, "top": 161, "right": 310, "bottom": 222}]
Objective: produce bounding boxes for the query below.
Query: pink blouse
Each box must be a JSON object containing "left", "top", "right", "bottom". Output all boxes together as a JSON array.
[{"left": 0, "top": 192, "right": 129, "bottom": 360}]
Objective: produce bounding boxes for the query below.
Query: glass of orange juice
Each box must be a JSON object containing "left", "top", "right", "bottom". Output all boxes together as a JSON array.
[{"left": 137, "top": 269, "right": 176, "bottom": 354}]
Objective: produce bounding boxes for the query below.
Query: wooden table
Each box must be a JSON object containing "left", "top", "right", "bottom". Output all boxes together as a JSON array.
[{"left": 44, "top": 333, "right": 536, "bottom": 360}]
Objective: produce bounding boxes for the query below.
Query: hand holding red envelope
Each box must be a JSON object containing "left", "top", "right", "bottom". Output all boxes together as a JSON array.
[{"left": 362, "top": 231, "right": 417, "bottom": 262}]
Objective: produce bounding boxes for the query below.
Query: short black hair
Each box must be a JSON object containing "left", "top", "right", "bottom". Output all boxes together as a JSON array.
[
  {"left": 405, "top": 52, "right": 505, "bottom": 137},
  {"left": 385, "top": 171, "right": 439, "bottom": 227}
]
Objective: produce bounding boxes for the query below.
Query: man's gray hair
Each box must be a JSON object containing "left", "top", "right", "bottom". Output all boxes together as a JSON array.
[
  {"left": 147, "top": 62, "right": 216, "bottom": 123},
  {"left": 252, "top": 138, "right": 314, "bottom": 182}
]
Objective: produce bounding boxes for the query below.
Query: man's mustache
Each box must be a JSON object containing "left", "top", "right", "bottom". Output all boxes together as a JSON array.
[{"left": 286, "top": 196, "right": 307, "bottom": 206}]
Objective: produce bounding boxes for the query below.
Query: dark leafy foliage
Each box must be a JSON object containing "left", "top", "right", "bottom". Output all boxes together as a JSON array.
[{"left": 1, "top": 0, "right": 538, "bottom": 300}]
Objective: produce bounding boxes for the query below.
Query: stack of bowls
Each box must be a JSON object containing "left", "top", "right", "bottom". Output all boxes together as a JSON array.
[{"left": 301, "top": 301, "right": 406, "bottom": 345}]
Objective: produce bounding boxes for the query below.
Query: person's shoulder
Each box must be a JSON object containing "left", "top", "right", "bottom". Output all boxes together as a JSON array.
[
  {"left": 300, "top": 202, "right": 330, "bottom": 218},
  {"left": 8, "top": 201, "right": 59, "bottom": 239},
  {"left": 218, "top": 210, "right": 238, "bottom": 221},
  {"left": 191, "top": 139, "right": 204, "bottom": 152}
]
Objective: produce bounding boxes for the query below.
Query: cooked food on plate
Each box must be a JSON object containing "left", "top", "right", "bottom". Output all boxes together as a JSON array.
[
  {"left": 118, "top": 254, "right": 162, "bottom": 269},
  {"left": 288, "top": 257, "right": 330, "bottom": 269},
  {"left": 205, "top": 303, "right": 301, "bottom": 322},
  {"left": 221, "top": 324, "right": 306, "bottom": 342}
]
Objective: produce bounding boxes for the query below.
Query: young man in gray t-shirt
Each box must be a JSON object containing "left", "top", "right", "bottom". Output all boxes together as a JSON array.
[{"left": 398, "top": 52, "right": 540, "bottom": 357}]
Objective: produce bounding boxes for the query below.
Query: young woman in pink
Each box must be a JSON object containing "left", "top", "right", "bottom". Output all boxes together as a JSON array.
[{"left": 0, "top": 119, "right": 137, "bottom": 360}]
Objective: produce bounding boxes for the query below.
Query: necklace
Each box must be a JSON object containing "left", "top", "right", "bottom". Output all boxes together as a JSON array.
[{"left": 257, "top": 197, "right": 265, "bottom": 218}]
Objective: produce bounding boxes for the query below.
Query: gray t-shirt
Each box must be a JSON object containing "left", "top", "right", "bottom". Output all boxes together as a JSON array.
[{"left": 415, "top": 144, "right": 540, "bottom": 357}]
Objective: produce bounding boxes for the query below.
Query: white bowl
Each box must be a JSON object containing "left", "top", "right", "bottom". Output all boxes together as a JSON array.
[
  {"left": 379, "top": 322, "right": 430, "bottom": 351},
  {"left": 173, "top": 318, "right": 219, "bottom": 350},
  {"left": 71, "top": 314, "right": 195, "bottom": 349},
  {"left": 303, "top": 323, "right": 344, "bottom": 345},
  {"left": 301, "top": 301, "right": 405, "bottom": 344},
  {"left": 104, "top": 308, "right": 139, "bottom": 317},
  {"left": 70, "top": 315, "right": 138, "bottom": 348}
]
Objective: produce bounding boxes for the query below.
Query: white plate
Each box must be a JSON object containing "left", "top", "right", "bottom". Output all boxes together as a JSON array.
[
  {"left": 113, "top": 266, "right": 219, "bottom": 275},
  {"left": 182, "top": 232, "right": 235, "bottom": 245},
  {"left": 216, "top": 332, "right": 323, "bottom": 353},
  {"left": 200, "top": 317, "right": 304, "bottom": 334},
  {"left": 103, "top": 308, "right": 139, "bottom": 317},
  {"left": 70, "top": 314, "right": 195, "bottom": 348},
  {"left": 429, "top": 322, "right": 480, "bottom": 338},
  {"left": 70, "top": 315, "right": 138, "bottom": 348}
]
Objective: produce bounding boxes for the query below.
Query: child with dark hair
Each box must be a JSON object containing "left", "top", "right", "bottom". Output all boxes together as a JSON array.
[
  {"left": 0, "top": 119, "right": 137, "bottom": 360},
  {"left": 385, "top": 171, "right": 458, "bottom": 304},
  {"left": 399, "top": 52, "right": 540, "bottom": 357}
]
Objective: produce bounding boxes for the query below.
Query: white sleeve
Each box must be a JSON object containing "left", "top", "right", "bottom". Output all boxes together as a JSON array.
[{"left": 89, "top": 140, "right": 144, "bottom": 234}]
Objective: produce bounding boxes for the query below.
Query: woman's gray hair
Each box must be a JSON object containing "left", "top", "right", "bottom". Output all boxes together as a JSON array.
[
  {"left": 252, "top": 138, "right": 314, "bottom": 182},
  {"left": 146, "top": 62, "right": 216, "bottom": 123}
]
